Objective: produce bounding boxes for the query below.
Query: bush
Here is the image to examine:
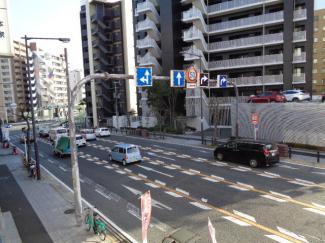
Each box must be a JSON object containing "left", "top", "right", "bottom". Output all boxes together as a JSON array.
[{"left": 284, "top": 142, "right": 325, "bottom": 152}]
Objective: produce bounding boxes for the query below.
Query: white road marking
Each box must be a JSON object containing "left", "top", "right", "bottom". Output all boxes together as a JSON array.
[
  {"left": 177, "top": 156, "right": 185, "bottom": 158},
  {"left": 201, "top": 198, "right": 208, "bottom": 203},
  {"left": 79, "top": 156, "right": 86, "bottom": 158},
  {"left": 86, "top": 154, "right": 91, "bottom": 156},
  {"left": 295, "top": 178, "right": 315, "bottom": 184},
  {"left": 288, "top": 181, "right": 311, "bottom": 186},
  {"left": 149, "top": 162, "right": 159, "bottom": 165},
  {"left": 270, "top": 191, "right": 291, "bottom": 199},
  {"left": 231, "top": 168, "right": 247, "bottom": 172},
  {"left": 156, "top": 160, "right": 164, "bottom": 163},
  {"left": 48, "top": 159, "right": 54, "bottom": 163},
  {"left": 94, "top": 162, "right": 102, "bottom": 165},
  {"left": 171, "top": 164, "right": 180, "bottom": 168},
  {"left": 265, "top": 235, "right": 294, "bottom": 243},
  {"left": 39, "top": 154, "right": 44, "bottom": 157},
  {"left": 168, "top": 152, "right": 176, "bottom": 154},
  {"left": 216, "top": 162, "right": 227, "bottom": 165},
  {"left": 189, "top": 202, "right": 211, "bottom": 210},
  {"left": 202, "top": 177, "right": 219, "bottom": 182},
  {"left": 189, "top": 169, "right": 200, "bottom": 173},
  {"left": 182, "top": 154, "right": 190, "bottom": 157},
  {"left": 238, "top": 166, "right": 251, "bottom": 170},
  {"left": 95, "top": 189, "right": 110, "bottom": 199},
  {"left": 137, "top": 165, "right": 174, "bottom": 177},
  {"left": 153, "top": 145, "right": 177, "bottom": 150},
  {"left": 102, "top": 160, "right": 108, "bottom": 163},
  {"left": 165, "top": 191, "right": 183, "bottom": 197},
  {"left": 129, "top": 176, "right": 141, "bottom": 180},
  {"left": 124, "top": 168, "right": 132, "bottom": 173},
  {"left": 176, "top": 188, "right": 189, "bottom": 195},
  {"left": 278, "top": 165, "right": 298, "bottom": 170},
  {"left": 59, "top": 166, "right": 67, "bottom": 171},
  {"left": 112, "top": 164, "right": 119, "bottom": 167},
  {"left": 233, "top": 210, "right": 256, "bottom": 222},
  {"left": 228, "top": 185, "right": 249, "bottom": 191},
  {"left": 94, "top": 157, "right": 99, "bottom": 160},
  {"left": 303, "top": 208, "right": 325, "bottom": 216},
  {"left": 191, "top": 159, "right": 202, "bottom": 162},
  {"left": 116, "top": 171, "right": 126, "bottom": 174},
  {"left": 164, "top": 166, "right": 176, "bottom": 170},
  {"left": 181, "top": 171, "right": 195, "bottom": 175},
  {"left": 198, "top": 158, "right": 207, "bottom": 161},
  {"left": 260, "top": 195, "right": 287, "bottom": 203},
  {"left": 258, "top": 174, "right": 277, "bottom": 178},
  {"left": 138, "top": 173, "right": 147, "bottom": 178},
  {"left": 311, "top": 172, "right": 325, "bottom": 175},
  {"left": 312, "top": 203, "right": 325, "bottom": 209},
  {"left": 100, "top": 148, "right": 106, "bottom": 150},
  {"left": 155, "top": 149, "right": 163, "bottom": 152},
  {"left": 211, "top": 175, "right": 224, "bottom": 181},
  {"left": 145, "top": 183, "right": 160, "bottom": 188},
  {"left": 104, "top": 166, "right": 114, "bottom": 169},
  {"left": 155, "top": 180, "right": 166, "bottom": 186},
  {"left": 237, "top": 182, "right": 254, "bottom": 189},
  {"left": 211, "top": 163, "right": 225, "bottom": 167},
  {"left": 80, "top": 179, "right": 85, "bottom": 183},
  {"left": 264, "top": 172, "right": 280, "bottom": 177},
  {"left": 87, "top": 159, "right": 93, "bottom": 161},
  {"left": 222, "top": 216, "right": 251, "bottom": 226},
  {"left": 276, "top": 227, "right": 309, "bottom": 243},
  {"left": 193, "top": 149, "right": 208, "bottom": 153}
]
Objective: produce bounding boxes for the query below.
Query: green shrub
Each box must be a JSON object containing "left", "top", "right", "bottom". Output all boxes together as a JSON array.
[{"left": 284, "top": 142, "right": 325, "bottom": 152}]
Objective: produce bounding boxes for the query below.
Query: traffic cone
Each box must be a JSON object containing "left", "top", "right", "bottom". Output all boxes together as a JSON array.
[{"left": 13, "top": 146, "right": 19, "bottom": 155}]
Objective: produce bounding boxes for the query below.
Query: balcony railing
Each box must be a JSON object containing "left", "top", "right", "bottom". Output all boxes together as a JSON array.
[
  {"left": 137, "top": 1, "right": 160, "bottom": 23},
  {"left": 209, "top": 0, "right": 277, "bottom": 15},
  {"left": 209, "top": 32, "right": 283, "bottom": 52},
  {"left": 209, "top": 54, "right": 283, "bottom": 70},
  {"left": 135, "top": 18, "right": 161, "bottom": 40},
  {"left": 293, "top": 52, "right": 306, "bottom": 63},
  {"left": 292, "top": 73, "right": 306, "bottom": 83},
  {"left": 209, "top": 11, "right": 283, "bottom": 34},
  {"left": 182, "top": 6, "right": 207, "bottom": 33},
  {"left": 293, "top": 31, "right": 306, "bottom": 42},
  {"left": 183, "top": 26, "right": 208, "bottom": 51},
  {"left": 211, "top": 75, "right": 284, "bottom": 87},
  {"left": 293, "top": 9, "right": 307, "bottom": 21}
]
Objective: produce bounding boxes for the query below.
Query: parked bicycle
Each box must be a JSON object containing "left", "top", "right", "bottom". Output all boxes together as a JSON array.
[
  {"left": 84, "top": 206, "right": 107, "bottom": 241},
  {"left": 22, "top": 154, "right": 37, "bottom": 179}
]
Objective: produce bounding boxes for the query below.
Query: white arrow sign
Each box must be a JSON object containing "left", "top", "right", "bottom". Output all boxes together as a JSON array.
[
  {"left": 139, "top": 70, "right": 150, "bottom": 84},
  {"left": 201, "top": 75, "right": 208, "bottom": 85},
  {"left": 221, "top": 77, "right": 227, "bottom": 85},
  {"left": 176, "top": 72, "right": 182, "bottom": 86}
]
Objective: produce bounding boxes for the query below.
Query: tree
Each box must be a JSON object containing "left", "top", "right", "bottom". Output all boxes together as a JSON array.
[
  {"left": 125, "top": 109, "right": 137, "bottom": 127},
  {"left": 146, "top": 80, "right": 184, "bottom": 126},
  {"left": 78, "top": 98, "right": 86, "bottom": 107}
]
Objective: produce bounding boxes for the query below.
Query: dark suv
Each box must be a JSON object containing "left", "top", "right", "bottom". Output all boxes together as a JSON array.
[
  {"left": 322, "top": 94, "right": 325, "bottom": 102},
  {"left": 214, "top": 139, "right": 279, "bottom": 167},
  {"left": 246, "top": 92, "right": 287, "bottom": 103}
]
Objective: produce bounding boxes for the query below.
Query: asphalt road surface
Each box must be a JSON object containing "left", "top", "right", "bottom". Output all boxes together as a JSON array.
[{"left": 9, "top": 129, "right": 325, "bottom": 243}]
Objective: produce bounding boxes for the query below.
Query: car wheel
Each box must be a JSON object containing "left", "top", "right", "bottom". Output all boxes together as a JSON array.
[
  {"left": 216, "top": 153, "right": 223, "bottom": 161},
  {"left": 292, "top": 98, "right": 299, "bottom": 102},
  {"left": 122, "top": 159, "right": 127, "bottom": 166},
  {"left": 270, "top": 100, "right": 276, "bottom": 103},
  {"left": 98, "top": 134, "right": 101, "bottom": 138},
  {"left": 249, "top": 159, "right": 258, "bottom": 168},
  {"left": 59, "top": 153, "right": 63, "bottom": 158},
  {"left": 251, "top": 100, "right": 255, "bottom": 103},
  {"left": 109, "top": 155, "right": 113, "bottom": 162}
]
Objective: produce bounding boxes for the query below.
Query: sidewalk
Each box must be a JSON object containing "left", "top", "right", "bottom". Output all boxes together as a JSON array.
[{"left": 0, "top": 147, "right": 113, "bottom": 243}]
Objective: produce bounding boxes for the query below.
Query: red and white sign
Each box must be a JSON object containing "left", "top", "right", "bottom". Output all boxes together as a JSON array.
[
  {"left": 185, "top": 67, "right": 198, "bottom": 83},
  {"left": 208, "top": 217, "right": 217, "bottom": 243},
  {"left": 141, "top": 191, "right": 152, "bottom": 243},
  {"left": 186, "top": 82, "right": 197, "bottom": 89},
  {"left": 251, "top": 114, "right": 259, "bottom": 124}
]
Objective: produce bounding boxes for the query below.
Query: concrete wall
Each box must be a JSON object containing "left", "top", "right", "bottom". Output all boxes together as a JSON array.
[{"left": 231, "top": 103, "right": 325, "bottom": 146}]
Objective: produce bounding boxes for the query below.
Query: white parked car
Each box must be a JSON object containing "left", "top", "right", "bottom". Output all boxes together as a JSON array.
[
  {"left": 80, "top": 129, "right": 96, "bottom": 141},
  {"left": 95, "top": 127, "right": 110, "bottom": 137},
  {"left": 282, "top": 90, "right": 311, "bottom": 102},
  {"left": 75, "top": 135, "right": 87, "bottom": 147}
]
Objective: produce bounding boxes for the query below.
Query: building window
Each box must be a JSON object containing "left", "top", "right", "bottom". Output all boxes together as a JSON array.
[
  {"left": 315, "top": 16, "right": 319, "bottom": 21},
  {"left": 323, "top": 37, "right": 325, "bottom": 42},
  {"left": 323, "top": 26, "right": 325, "bottom": 31},
  {"left": 323, "top": 59, "right": 325, "bottom": 63},
  {"left": 314, "top": 38, "right": 319, "bottom": 42},
  {"left": 322, "top": 90, "right": 325, "bottom": 94},
  {"left": 313, "top": 80, "right": 318, "bottom": 84},
  {"left": 315, "top": 27, "right": 319, "bottom": 32},
  {"left": 314, "top": 48, "right": 318, "bottom": 53},
  {"left": 314, "top": 59, "right": 318, "bottom": 63},
  {"left": 313, "top": 69, "right": 318, "bottom": 74},
  {"left": 323, "top": 69, "right": 325, "bottom": 73},
  {"left": 323, "top": 15, "right": 325, "bottom": 20}
]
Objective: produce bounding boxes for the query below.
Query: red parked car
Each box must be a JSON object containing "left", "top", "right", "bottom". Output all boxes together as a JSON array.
[{"left": 246, "top": 92, "right": 287, "bottom": 103}]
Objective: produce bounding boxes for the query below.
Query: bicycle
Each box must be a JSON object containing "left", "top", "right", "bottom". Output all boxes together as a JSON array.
[{"left": 84, "top": 207, "right": 107, "bottom": 241}]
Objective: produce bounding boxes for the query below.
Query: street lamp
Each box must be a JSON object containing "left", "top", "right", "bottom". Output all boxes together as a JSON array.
[
  {"left": 180, "top": 50, "right": 204, "bottom": 144},
  {"left": 22, "top": 35, "right": 70, "bottom": 180}
]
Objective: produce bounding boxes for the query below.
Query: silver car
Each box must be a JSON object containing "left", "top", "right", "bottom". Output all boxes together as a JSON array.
[{"left": 282, "top": 90, "right": 311, "bottom": 102}]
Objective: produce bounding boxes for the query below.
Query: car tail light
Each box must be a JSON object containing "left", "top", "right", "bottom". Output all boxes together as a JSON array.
[
  {"left": 263, "top": 149, "right": 270, "bottom": 154},
  {"left": 301, "top": 93, "right": 307, "bottom": 95},
  {"left": 140, "top": 152, "right": 142, "bottom": 156},
  {"left": 83, "top": 138, "right": 86, "bottom": 141},
  {"left": 125, "top": 155, "right": 129, "bottom": 159}
]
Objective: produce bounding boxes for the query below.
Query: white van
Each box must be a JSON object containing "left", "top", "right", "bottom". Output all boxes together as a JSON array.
[
  {"left": 49, "top": 127, "right": 69, "bottom": 141},
  {"left": 80, "top": 129, "right": 96, "bottom": 141}
]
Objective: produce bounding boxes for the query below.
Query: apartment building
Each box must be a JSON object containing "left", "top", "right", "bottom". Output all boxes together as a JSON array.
[
  {"left": 29, "top": 42, "right": 68, "bottom": 118},
  {"left": 134, "top": 0, "right": 314, "bottom": 100},
  {"left": 80, "top": 0, "right": 136, "bottom": 127},
  {"left": 69, "top": 69, "right": 86, "bottom": 105},
  {"left": 313, "top": 8, "right": 325, "bottom": 96}
]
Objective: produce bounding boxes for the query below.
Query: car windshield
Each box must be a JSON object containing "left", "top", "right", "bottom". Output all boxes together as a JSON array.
[
  {"left": 87, "top": 130, "right": 95, "bottom": 134},
  {"left": 76, "top": 136, "right": 82, "bottom": 140},
  {"left": 57, "top": 129, "right": 67, "bottom": 134},
  {"left": 102, "top": 129, "right": 109, "bottom": 131},
  {"left": 264, "top": 143, "right": 277, "bottom": 151},
  {"left": 127, "top": 147, "right": 139, "bottom": 153}
]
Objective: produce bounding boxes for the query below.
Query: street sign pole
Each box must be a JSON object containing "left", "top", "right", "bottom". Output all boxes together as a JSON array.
[{"left": 254, "top": 127, "right": 257, "bottom": 140}]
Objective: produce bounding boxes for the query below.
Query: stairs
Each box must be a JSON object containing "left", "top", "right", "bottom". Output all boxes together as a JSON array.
[{"left": 0, "top": 208, "right": 22, "bottom": 243}]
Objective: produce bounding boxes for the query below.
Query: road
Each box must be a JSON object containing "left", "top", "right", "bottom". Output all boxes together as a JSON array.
[{"left": 8, "top": 128, "right": 325, "bottom": 243}]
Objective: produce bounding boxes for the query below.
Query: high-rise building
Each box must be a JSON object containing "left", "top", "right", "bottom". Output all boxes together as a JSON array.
[
  {"left": 80, "top": 0, "right": 136, "bottom": 127},
  {"left": 69, "top": 69, "right": 85, "bottom": 105},
  {"left": 30, "top": 42, "right": 68, "bottom": 118},
  {"left": 312, "top": 8, "right": 325, "bottom": 96},
  {"left": 134, "top": 0, "right": 314, "bottom": 117}
]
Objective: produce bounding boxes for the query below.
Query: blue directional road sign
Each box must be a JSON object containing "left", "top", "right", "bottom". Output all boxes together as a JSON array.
[
  {"left": 199, "top": 73, "right": 209, "bottom": 87},
  {"left": 219, "top": 75, "right": 227, "bottom": 87},
  {"left": 135, "top": 67, "right": 152, "bottom": 87},
  {"left": 170, "top": 70, "right": 185, "bottom": 87}
]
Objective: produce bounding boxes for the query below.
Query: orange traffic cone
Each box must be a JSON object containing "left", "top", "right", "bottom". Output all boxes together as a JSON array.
[{"left": 13, "top": 146, "right": 19, "bottom": 155}]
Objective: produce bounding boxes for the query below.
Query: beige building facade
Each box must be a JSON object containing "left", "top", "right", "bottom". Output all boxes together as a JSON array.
[{"left": 313, "top": 8, "right": 325, "bottom": 95}]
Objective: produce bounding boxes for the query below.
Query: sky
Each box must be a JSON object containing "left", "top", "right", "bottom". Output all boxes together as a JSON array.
[
  {"left": 9, "top": 0, "right": 83, "bottom": 71},
  {"left": 315, "top": 0, "right": 325, "bottom": 10}
]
